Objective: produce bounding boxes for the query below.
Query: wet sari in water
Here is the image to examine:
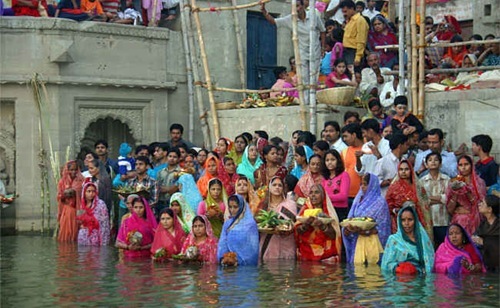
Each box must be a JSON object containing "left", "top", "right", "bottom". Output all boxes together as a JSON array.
[
  {"left": 218, "top": 195, "right": 259, "bottom": 265},
  {"left": 197, "top": 178, "right": 228, "bottom": 238},
  {"left": 170, "top": 192, "right": 195, "bottom": 233},
  {"left": 381, "top": 206, "right": 435, "bottom": 274},
  {"left": 434, "top": 224, "right": 486, "bottom": 274},
  {"left": 57, "top": 161, "right": 84, "bottom": 242},
  {"left": 181, "top": 215, "right": 219, "bottom": 263},
  {"left": 151, "top": 210, "right": 187, "bottom": 257},
  {"left": 77, "top": 182, "right": 110, "bottom": 246},
  {"left": 343, "top": 173, "right": 390, "bottom": 264}
]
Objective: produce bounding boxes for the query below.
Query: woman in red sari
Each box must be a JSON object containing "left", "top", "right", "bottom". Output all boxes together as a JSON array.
[
  {"left": 181, "top": 215, "right": 219, "bottom": 263},
  {"left": 367, "top": 14, "right": 398, "bottom": 68},
  {"left": 386, "top": 160, "right": 430, "bottom": 237},
  {"left": 151, "top": 208, "right": 187, "bottom": 260},
  {"left": 294, "top": 184, "right": 341, "bottom": 262},
  {"left": 219, "top": 157, "right": 238, "bottom": 196},
  {"left": 294, "top": 155, "right": 323, "bottom": 198},
  {"left": 254, "top": 145, "right": 288, "bottom": 189},
  {"left": 116, "top": 197, "right": 158, "bottom": 258},
  {"left": 446, "top": 155, "right": 486, "bottom": 236},
  {"left": 196, "top": 156, "right": 220, "bottom": 199},
  {"left": 57, "top": 160, "right": 84, "bottom": 242}
]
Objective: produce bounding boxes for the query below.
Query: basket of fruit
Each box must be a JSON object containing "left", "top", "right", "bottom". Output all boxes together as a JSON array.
[
  {"left": 113, "top": 184, "right": 150, "bottom": 199},
  {"left": 256, "top": 210, "right": 293, "bottom": 234},
  {"left": 296, "top": 209, "right": 334, "bottom": 224},
  {"left": 340, "top": 217, "right": 377, "bottom": 230}
]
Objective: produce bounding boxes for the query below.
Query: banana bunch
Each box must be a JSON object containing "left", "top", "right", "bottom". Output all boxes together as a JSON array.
[{"left": 256, "top": 209, "right": 284, "bottom": 229}]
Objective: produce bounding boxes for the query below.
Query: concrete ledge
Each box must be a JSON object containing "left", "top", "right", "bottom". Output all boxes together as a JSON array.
[{"left": 0, "top": 17, "right": 171, "bottom": 40}]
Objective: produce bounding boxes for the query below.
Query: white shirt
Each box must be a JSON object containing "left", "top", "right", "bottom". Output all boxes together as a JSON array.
[
  {"left": 356, "top": 138, "right": 391, "bottom": 175},
  {"left": 359, "top": 67, "right": 393, "bottom": 95},
  {"left": 379, "top": 79, "right": 408, "bottom": 108},
  {"left": 331, "top": 138, "right": 348, "bottom": 153},
  {"left": 275, "top": 11, "right": 326, "bottom": 61},
  {"left": 415, "top": 149, "right": 458, "bottom": 179},
  {"left": 374, "top": 151, "right": 399, "bottom": 196},
  {"left": 362, "top": 8, "right": 380, "bottom": 20},
  {"left": 326, "top": 0, "right": 345, "bottom": 25}
]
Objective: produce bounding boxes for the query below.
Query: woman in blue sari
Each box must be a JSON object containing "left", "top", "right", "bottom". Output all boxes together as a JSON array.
[
  {"left": 343, "top": 173, "right": 391, "bottom": 265},
  {"left": 381, "top": 205, "right": 435, "bottom": 274},
  {"left": 236, "top": 145, "right": 263, "bottom": 186},
  {"left": 217, "top": 194, "right": 259, "bottom": 265}
]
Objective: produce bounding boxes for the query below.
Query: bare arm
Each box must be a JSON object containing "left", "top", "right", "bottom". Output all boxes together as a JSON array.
[{"left": 260, "top": 3, "right": 276, "bottom": 25}]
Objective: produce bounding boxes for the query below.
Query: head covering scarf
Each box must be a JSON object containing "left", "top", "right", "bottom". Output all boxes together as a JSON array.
[
  {"left": 181, "top": 215, "right": 219, "bottom": 263},
  {"left": 236, "top": 145, "right": 263, "bottom": 185},
  {"left": 463, "top": 53, "right": 478, "bottom": 66},
  {"left": 58, "top": 160, "right": 84, "bottom": 211},
  {"left": 217, "top": 194, "right": 259, "bottom": 265},
  {"left": 197, "top": 156, "right": 220, "bottom": 198},
  {"left": 367, "top": 14, "right": 398, "bottom": 67},
  {"left": 343, "top": 173, "right": 391, "bottom": 264},
  {"left": 57, "top": 161, "right": 84, "bottom": 242},
  {"left": 295, "top": 184, "right": 341, "bottom": 261},
  {"left": 177, "top": 173, "right": 203, "bottom": 213},
  {"left": 203, "top": 178, "right": 228, "bottom": 238},
  {"left": 434, "top": 224, "right": 486, "bottom": 274},
  {"left": 78, "top": 182, "right": 101, "bottom": 237},
  {"left": 170, "top": 192, "right": 196, "bottom": 234},
  {"left": 381, "top": 205, "right": 435, "bottom": 274},
  {"left": 151, "top": 209, "right": 187, "bottom": 256},
  {"left": 290, "top": 145, "right": 314, "bottom": 180},
  {"left": 233, "top": 175, "right": 261, "bottom": 216},
  {"left": 295, "top": 156, "right": 322, "bottom": 198},
  {"left": 219, "top": 157, "right": 239, "bottom": 196},
  {"left": 117, "top": 197, "right": 158, "bottom": 257},
  {"left": 256, "top": 138, "right": 268, "bottom": 158}
]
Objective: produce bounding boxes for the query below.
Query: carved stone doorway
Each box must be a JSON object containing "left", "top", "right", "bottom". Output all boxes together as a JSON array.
[{"left": 80, "top": 117, "right": 136, "bottom": 159}]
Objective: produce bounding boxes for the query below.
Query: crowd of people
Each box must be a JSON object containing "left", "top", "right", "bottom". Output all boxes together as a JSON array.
[
  {"left": 262, "top": 0, "right": 499, "bottom": 103},
  {"left": 54, "top": 112, "right": 499, "bottom": 274}
]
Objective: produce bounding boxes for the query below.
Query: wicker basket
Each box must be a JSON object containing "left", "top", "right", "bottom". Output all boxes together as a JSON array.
[
  {"left": 216, "top": 101, "right": 239, "bottom": 110},
  {"left": 316, "top": 87, "right": 356, "bottom": 106}
]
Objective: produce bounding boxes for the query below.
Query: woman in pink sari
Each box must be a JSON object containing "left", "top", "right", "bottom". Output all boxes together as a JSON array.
[
  {"left": 434, "top": 223, "right": 486, "bottom": 274},
  {"left": 116, "top": 196, "right": 157, "bottom": 258},
  {"left": 151, "top": 208, "right": 187, "bottom": 260},
  {"left": 57, "top": 160, "right": 84, "bottom": 242},
  {"left": 446, "top": 155, "right": 486, "bottom": 236},
  {"left": 367, "top": 14, "right": 398, "bottom": 68},
  {"left": 294, "top": 155, "right": 323, "bottom": 198},
  {"left": 258, "top": 176, "right": 297, "bottom": 260},
  {"left": 77, "top": 182, "right": 110, "bottom": 246},
  {"left": 181, "top": 215, "right": 219, "bottom": 263}
]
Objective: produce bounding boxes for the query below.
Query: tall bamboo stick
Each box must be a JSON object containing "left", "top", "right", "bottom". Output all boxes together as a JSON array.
[
  {"left": 397, "top": 0, "right": 405, "bottom": 95},
  {"left": 308, "top": 0, "right": 317, "bottom": 135},
  {"left": 179, "top": 0, "right": 196, "bottom": 141},
  {"left": 418, "top": 0, "right": 426, "bottom": 119},
  {"left": 405, "top": 1, "right": 412, "bottom": 110},
  {"left": 291, "top": 0, "right": 307, "bottom": 131},
  {"left": 410, "top": 0, "right": 417, "bottom": 112},
  {"left": 149, "top": 0, "right": 159, "bottom": 27},
  {"left": 183, "top": 1, "right": 212, "bottom": 147},
  {"left": 196, "top": 0, "right": 270, "bottom": 12},
  {"left": 231, "top": 0, "right": 247, "bottom": 99},
  {"left": 190, "top": 0, "right": 221, "bottom": 141}
]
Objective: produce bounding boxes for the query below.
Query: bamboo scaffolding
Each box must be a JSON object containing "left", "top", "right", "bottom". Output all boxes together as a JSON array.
[
  {"left": 195, "top": 0, "right": 270, "bottom": 12},
  {"left": 179, "top": 0, "right": 196, "bottom": 141},
  {"left": 231, "top": 0, "right": 247, "bottom": 99},
  {"left": 149, "top": 0, "right": 159, "bottom": 27},
  {"left": 309, "top": 0, "right": 317, "bottom": 135},
  {"left": 190, "top": 0, "right": 221, "bottom": 141},
  {"left": 410, "top": 0, "right": 417, "bottom": 112},
  {"left": 417, "top": 0, "right": 426, "bottom": 118},
  {"left": 291, "top": 0, "right": 308, "bottom": 131},
  {"left": 375, "top": 38, "right": 500, "bottom": 50},
  {"left": 397, "top": 0, "right": 405, "bottom": 95},
  {"left": 183, "top": 1, "right": 212, "bottom": 147},
  {"left": 382, "top": 65, "right": 500, "bottom": 75},
  {"left": 200, "top": 84, "right": 325, "bottom": 93}
]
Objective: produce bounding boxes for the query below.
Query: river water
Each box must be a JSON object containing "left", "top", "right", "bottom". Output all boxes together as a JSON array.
[{"left": 1, "top": 236, "right": 498, "bottom": 307}]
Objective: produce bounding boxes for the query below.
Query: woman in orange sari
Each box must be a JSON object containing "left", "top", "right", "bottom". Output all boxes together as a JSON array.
[
  {"left": 386, "top": 160, "right": 431, "bottom": 238},
  {"left": 234, "top": 175, "right": 261, "bottom": 215},
  {"left": 196, "top": 156, "right": 220, "bottom": 199},
  {"left": 294, "top": 184, "right": 341, "bottom": 262},
  {"left": 294, "top": 154, "right": 323, "bottom": 198},
  {"left": 57, "top": 160, "right": 84, "bottom": 242}
]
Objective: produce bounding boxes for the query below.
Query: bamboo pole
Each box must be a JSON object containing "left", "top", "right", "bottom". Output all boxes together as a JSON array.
[
  {"left": 183, "top": 1, "right": 212, "bottom": 147},
  {"left": 179, "top": 0, "right": 196, "bottom": 141},
  {"left": 196, "top": 0, "right": 270, "bottom": 12},
  {"left": 231, "top": 0, "right": 247, "bottom": 99},
  {"left": 308, "top": 0, "right": 317, "bottom": 135},
  {"left": 382, "top": 65, "right": 500, "bottom": 75},
  {"left": 149, "top": 0, "right": 159, "bottom": 27},
  {"left": 191, "top": 0, "right": 221, "bottom": 141},
  {"left": 291, "top": 0, "right": 308, "bottom": 131},
  {"left": 417, "top": 0, "right": 426, "bottom": 119},
  {"left": 398, "top": 0, "right": 405, "bottom": 95},
  {"left": 201, "top": 84, "right": 325, "bottom": 93},
  {"left": 410, "top": 0, "right": 417, "bottom": 112},
  {"left": 375, "top": 38, "right": 500, "bottom": 50}
]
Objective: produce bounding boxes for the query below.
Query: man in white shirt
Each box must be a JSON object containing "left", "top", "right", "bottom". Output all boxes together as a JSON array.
[
  {"left": 359, "top": 52, "right": 393, "bottom": 96},
  {"left": 325, "top": 0, "right": 345, "bottom": 25},
  {"left": 261, "top": 0, "right": 326, "bottom": 104},
  {"left": 362, "top": 0, "right": 380, "bottom": 20},
  {"left": 323, "top": 121, "right": 347, "bottom": 153},
  {"left": 356, "top": 118, "right": 391, "bottom": 175},
  {"left": 415, "top": 128, "right": 458, "bottom": 178},
  {"left": 375, "top": 133, "right": 409, "bottom": 196}
]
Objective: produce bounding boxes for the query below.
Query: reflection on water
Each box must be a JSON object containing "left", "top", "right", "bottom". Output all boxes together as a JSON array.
[{"left": 1, "top": 236, "right": 499, "bottom": 307}]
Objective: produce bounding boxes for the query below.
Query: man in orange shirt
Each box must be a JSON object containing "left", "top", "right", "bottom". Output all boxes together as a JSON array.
[
  {"left": 340, "top": 123, "right": 364, "bottom": 206},
  {"left": 81, "top": 0, "right": 106, "bottom": 20}
]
